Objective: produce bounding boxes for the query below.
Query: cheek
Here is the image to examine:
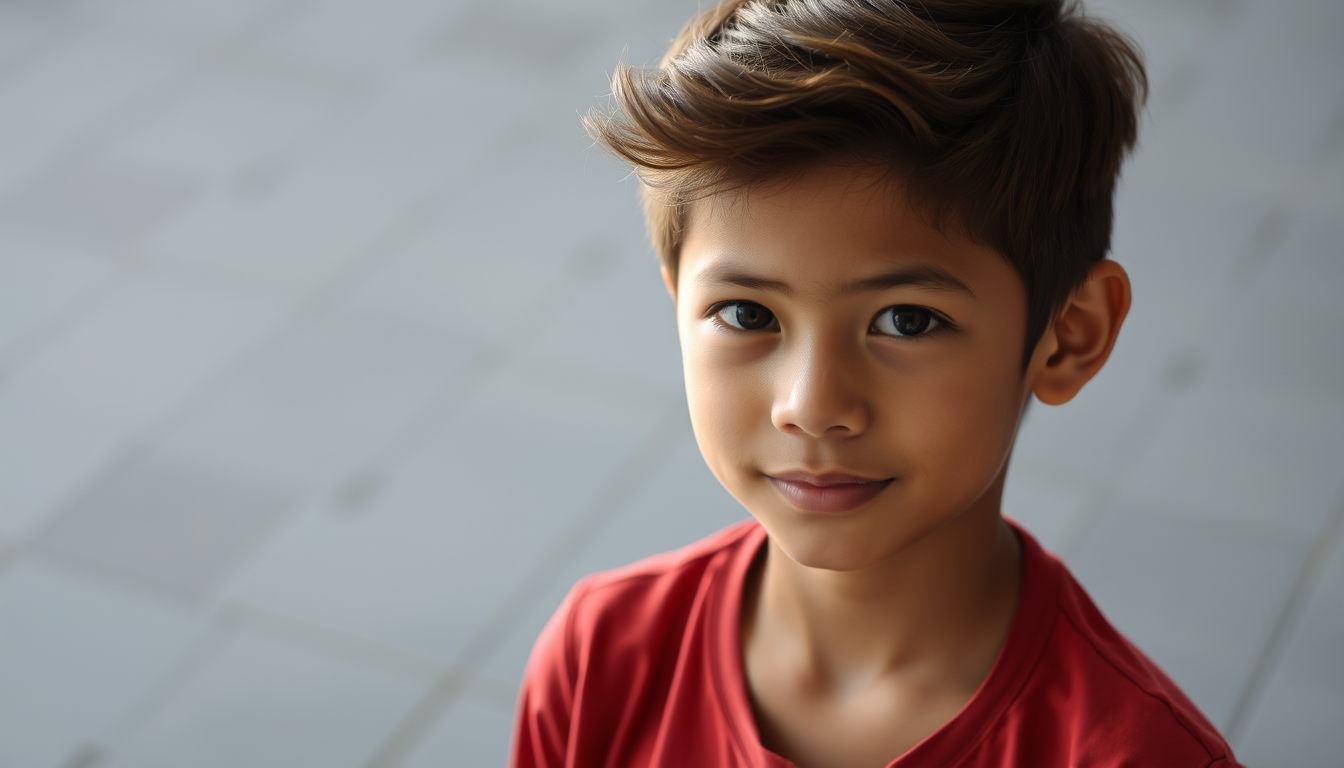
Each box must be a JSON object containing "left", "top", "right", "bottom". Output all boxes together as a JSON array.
[
  {"left": 682, "top": 335, "right": 772, "bottom": 487},
  {"left": 885, "top": 349, "right": 1023, "bottom": 495}
]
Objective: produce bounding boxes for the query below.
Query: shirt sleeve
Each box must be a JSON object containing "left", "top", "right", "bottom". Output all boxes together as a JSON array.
[{"left": 509, "top": 581, "right": 587, "bottom": 768}]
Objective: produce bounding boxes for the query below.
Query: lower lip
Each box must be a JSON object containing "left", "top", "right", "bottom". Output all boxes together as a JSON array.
[{"left": 767, "top": 477, "right": 893, "bottom": 513}]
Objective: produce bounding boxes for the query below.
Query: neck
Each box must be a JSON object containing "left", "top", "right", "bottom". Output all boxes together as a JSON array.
[{"left": 746, "top": 483, "right": 1022, "bottom": 696}]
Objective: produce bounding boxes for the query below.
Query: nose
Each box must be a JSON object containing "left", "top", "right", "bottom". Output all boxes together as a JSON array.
[{"left": 770, "top": 336, "right": 870, "bottom": 438}]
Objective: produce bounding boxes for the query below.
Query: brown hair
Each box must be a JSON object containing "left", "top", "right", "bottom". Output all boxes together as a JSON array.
[{"left": 586, "top": 0, "right": 1146, "bottom": 355}]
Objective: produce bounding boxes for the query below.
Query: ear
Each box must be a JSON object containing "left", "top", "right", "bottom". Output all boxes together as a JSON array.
[
  {"left": 1029, "top": 260, "right": 1132, "bottom": 406},
  {"left": 660, "top": 264, "right": 677, "bottom": 301}
]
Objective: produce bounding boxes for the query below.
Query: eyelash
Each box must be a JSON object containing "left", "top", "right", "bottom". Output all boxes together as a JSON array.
[
  {"left": 871, "top": 305, "right": 956, "bottom": 340},
  {"left": 704, "top": 301, "right": 957, "bottom": 339},
  {"left": 706, "top": 300, "right": 778, "bottom": 332}
]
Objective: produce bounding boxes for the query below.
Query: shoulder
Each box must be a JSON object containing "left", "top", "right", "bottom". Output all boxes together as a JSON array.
[
  {"left": 1058, "top": 566, "right": 1233, "bottom": 759},
  {"left": 524, "top": 519, "right": 760, "bottom": 685},
  {"left": 565, "top": 520, "right": 760, "bottom": 645},
  {"left": 512, "top": 521, "right": 760, "bottom": 767},
  {"left": 996, "top": 530, "right": 1240, "bottom": 767}
]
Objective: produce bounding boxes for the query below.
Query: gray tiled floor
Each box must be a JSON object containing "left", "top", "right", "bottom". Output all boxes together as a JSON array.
[
  {"left": 1237, "top": 527, "right": 1344, "bottom": 765},
  {"left": 1072, "top": 498, "right": 1306, "bottom": 730},
  {"left": 0, "top": 561, "right": 209, "bottom": 768},
  {"left": 0, "top": 272, "right": 286, "bottom": 538},
  {"left": 0, "top": 231, "right": 110, "bottom": 361},
  {"left": 0, "top": 0, "right": 1340, "bottom": 766},
  {"left": 402, "top": 697, "right": 515, "bottom": 768},
  {"left": 103, "top": 629, "right": 428, "bottom": 768},
  {"left": 159, "top": 316, "right": 475, "bottom": 490},
  {"left": 38, "top": 449, "right": 299, "bottom": 598},
  {"left": 227, "top": 356, "right": 676, "bottom": 665}
]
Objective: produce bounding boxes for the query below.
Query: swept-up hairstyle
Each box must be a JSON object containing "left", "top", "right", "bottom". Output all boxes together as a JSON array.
[{"left": 586, "top": 0, "right": 1146, "bottom": 355}]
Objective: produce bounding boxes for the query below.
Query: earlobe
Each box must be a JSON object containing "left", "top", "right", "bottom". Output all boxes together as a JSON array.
[{"left": 1031, "top": 260, "right": 1131, "bottom": 406}]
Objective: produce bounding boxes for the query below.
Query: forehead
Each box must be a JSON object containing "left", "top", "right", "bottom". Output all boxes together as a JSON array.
[{"left": 680, "top": 166, "right": 1009, "bottom": 291}]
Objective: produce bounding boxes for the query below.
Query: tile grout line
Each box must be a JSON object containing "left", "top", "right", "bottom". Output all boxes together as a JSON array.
[
  {"left": 25, "top": 548, "right": 209, "bottom": 611},
  {"left": 0, "top": 0, "right": 324, "bottom": 535},
  {"left": 2, "top": 0, "right": 564, "bottom": 532},
  {"left": 99, "top": 618, "right": 237, "bottom": 754},
  {"left": 1058, "top": 103, "right": 1344, "bottom": 725},
  {"left": 222, "top": 599, "right": 520, "bottom": 703},
  {"left": 8, "top": 109, "right": 558, "bottom": 546},
  {"left": 1058, "top": 63, "right": 1344, "bottom": 560},
  {"left": 1051, "top": 385, "right": 1174, "bottom": 561},
  {"left": 1058, "top": 99, "right": 1344, "bottom": 730},
  {"left": 219, "top": 601, "right": 445, "bottom": 681},
  {"left": 0, "top": 108, "right": 588, "bottom": 768},
  {"left": 0, "top": 90, "right": 660, "bottom": 766},
  {"left": 1054, "top": 228, "right": 1271, "bottom": 557},
  {"left": 359, "top": 403, "right": 688, "bottom": 768},
  {"left": 0, "top": 0, "right": 322, "bottom": 380},
  {"left": 40, "top": 0, "right": 319, "bottom": 171},
  {"left": 90, "top": 597, "right": 514, "bottom": 761},
  {"left": 324, "top": 173, "right": 672, "bottom": 513},
  {"left": 1055, "top": 158, "right": 1314, "bottom": 560},
  {"left": 361, "top": 675, "right": 471, "bottom": 768},
  {"left": 0, "top": 0, "right": 472, "bottom": 386},
  {"left": 0, "top": 536, "right": 22, "bottom": 579},
  {"left": 455, "top": 404, "right": 690, "bottom": 669},
  {"left": 1223, "top": 479, "right": 1344, "bottom": 746}
]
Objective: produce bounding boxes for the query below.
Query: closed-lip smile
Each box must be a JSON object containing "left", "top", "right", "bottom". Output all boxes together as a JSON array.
[{"left": 766, "top": 470, "right": 893, "bottom": 513}]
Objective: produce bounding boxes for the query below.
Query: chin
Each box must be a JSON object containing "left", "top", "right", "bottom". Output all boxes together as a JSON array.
[{"left": 765, "top": 519, "right": 904, "bottom": 572}]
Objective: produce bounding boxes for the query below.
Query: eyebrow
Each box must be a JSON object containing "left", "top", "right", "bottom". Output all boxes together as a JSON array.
[
  {"left": 841, "top": 265, "right": 978, "bottom": 300},
  {"left": 696, "top": 263, "right": 978, "bottom": 301},
  {"left": 698, "top": 266, "right": 795, "bottom": 294}
]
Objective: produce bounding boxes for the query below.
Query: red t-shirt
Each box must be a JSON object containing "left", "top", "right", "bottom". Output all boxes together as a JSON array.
[{"left": 511, "top": 519, "right": 1242, "bottom": 767}]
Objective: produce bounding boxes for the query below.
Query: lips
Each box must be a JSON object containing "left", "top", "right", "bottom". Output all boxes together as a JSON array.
[{"left": 766, "top": 471, "right": 893, "bottom": 513}]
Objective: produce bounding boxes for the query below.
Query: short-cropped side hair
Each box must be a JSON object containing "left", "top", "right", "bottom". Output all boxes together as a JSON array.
[{"left": 586, "top": 0, "right": 1147, "bottom": 355}]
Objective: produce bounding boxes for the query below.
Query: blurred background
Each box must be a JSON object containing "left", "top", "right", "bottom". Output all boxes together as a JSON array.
[{"left": 0, "top": 0, "right": 1340, "bottom": 765}]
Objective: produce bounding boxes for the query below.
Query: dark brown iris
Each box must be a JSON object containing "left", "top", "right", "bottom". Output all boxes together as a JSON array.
[{"left": 736, "top": 303, "right": 776, "bottom": 330}]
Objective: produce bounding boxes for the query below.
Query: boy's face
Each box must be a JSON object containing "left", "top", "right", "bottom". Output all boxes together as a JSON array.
[{"left": 674, "top": 166, "right": 1033, "bottom": 572}]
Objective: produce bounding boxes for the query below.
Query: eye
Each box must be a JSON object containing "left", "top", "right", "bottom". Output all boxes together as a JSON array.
[
  {"left": 715, "top": 301, "right": 778, "bottom": 331},
  {"left": 871, "top": 305, "right": 943, "bottom": 337}
]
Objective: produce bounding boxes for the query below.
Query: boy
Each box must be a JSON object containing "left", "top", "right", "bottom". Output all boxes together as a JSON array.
[{"left": 513, "top": 0, "right": 1243, "bottom": 766}]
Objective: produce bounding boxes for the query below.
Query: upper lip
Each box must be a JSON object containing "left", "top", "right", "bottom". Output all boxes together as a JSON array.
[{"left": 768, "top": 470, "right": 890, "bottom": 486}]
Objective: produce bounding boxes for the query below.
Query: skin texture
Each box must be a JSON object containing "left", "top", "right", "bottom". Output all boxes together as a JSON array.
[{"left": 666, "top": 166, "right": 1130, "bottom": 768}]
